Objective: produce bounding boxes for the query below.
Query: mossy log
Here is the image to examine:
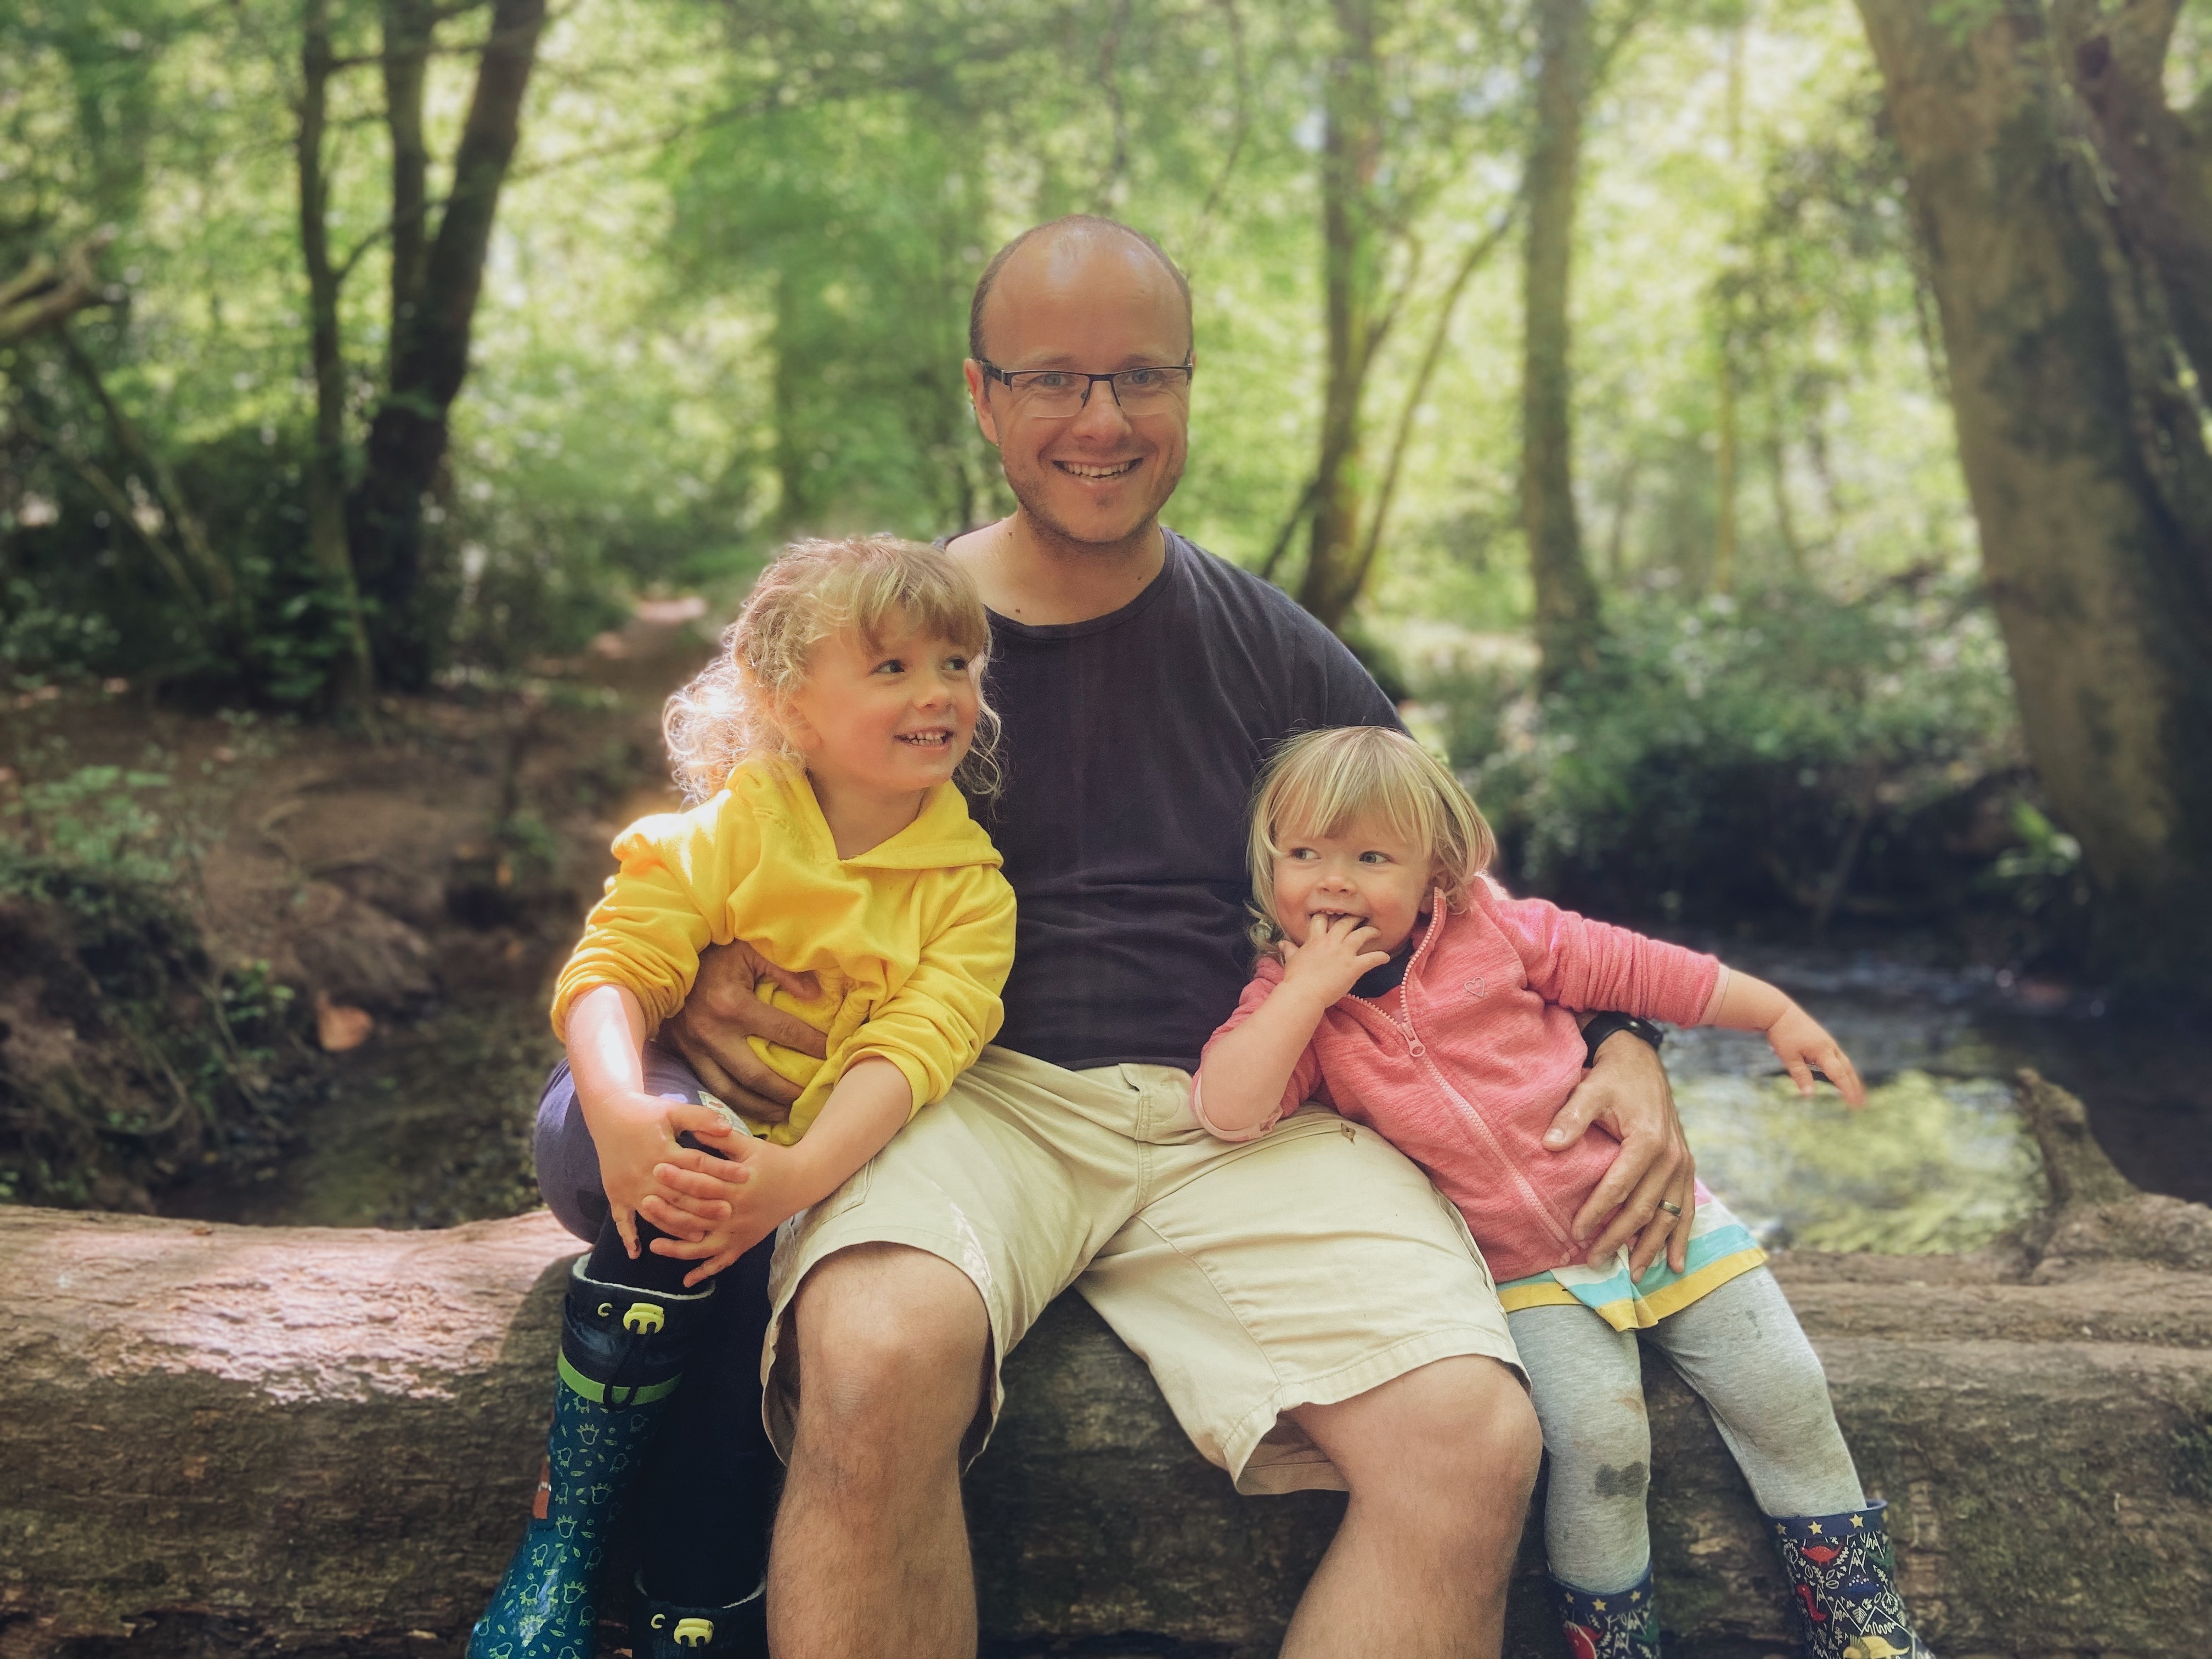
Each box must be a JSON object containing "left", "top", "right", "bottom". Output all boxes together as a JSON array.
[{"left": 4, "top": 1073, "right": 2210, "bottom": 1659}]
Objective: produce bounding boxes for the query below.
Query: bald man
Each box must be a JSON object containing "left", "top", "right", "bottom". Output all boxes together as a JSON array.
[{"left": 648, "top": 216, "right": 1696, "bottom": 1658}]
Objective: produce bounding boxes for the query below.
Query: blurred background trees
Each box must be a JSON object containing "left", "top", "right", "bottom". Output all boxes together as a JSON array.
[{"left": 3, "top": 0, "right": 2208, "bottom": 988}]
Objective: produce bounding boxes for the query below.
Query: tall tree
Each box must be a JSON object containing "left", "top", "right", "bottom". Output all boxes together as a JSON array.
[
  {"left": 347, "top": 0, "right": 546, "bottom": 689},
  {"left": 1852, "top": 0, "right": 2212, "bottom": 986},
  {"left": 1295, "top": 0, "right": 1390, "bottom": 630},
  {"left": 1521, "top": 0, "right": 1605, "bottom": 683}
]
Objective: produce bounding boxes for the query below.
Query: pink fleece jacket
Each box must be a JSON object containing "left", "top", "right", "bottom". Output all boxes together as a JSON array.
[{"left": 1195, "top": 881, "right": 1720, "bottom": 1284}]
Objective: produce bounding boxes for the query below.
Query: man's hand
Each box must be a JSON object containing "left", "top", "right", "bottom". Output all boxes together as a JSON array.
[
  {"left": 1543, "top": 1030, "right": 1696, "bottom": 1278},
  {"left": 660, "top": 940, "right": 828, "bottom": 1124}
]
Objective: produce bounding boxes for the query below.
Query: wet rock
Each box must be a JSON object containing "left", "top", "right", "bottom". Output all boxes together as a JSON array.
[{"left": 281, "top": 882, "right": 437, "bottom": 1016}]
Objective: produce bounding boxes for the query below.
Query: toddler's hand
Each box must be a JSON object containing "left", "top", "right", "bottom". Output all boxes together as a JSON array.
[
  {"left": 1765, "top": 1006, "right": 1866, "bottom": 1108},
  {"left": 587, "top": 1092, "right": 750, "bottom": 1259},
  {"left": 642, "top": 1137, "right": 803, "bottom": 1286},
  {"left": 1280, "top": 914, "right": 1395, "bottom": 1003}
]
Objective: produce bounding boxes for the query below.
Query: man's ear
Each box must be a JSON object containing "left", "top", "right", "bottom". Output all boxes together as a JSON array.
[{"left": 962, "top": 359, "right": 1001, "bottom": 447}]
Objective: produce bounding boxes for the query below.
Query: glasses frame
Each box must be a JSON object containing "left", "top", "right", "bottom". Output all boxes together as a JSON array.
[{"left": 974, "top": 358, "right": 1196, "bottom": 416}]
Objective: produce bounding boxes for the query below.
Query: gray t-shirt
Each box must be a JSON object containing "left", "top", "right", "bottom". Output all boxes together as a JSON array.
[{"left": 962, "top": 529, "right": 1400, "bottom": 1073}]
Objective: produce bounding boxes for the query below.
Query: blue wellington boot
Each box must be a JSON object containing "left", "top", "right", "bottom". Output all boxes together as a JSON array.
[
  {"left": 467, "top": 1261, "right": 715, "bottom": 1659},
  {"left": 631, "top": 1574, "right": 769, "bottom": 1659},
  {"left": 1553, "top": 1566, "right": 1661, "bottom": 1659},
  {"left": 1769, "top": 1502, "right": 1936, "bottom": 1659}
]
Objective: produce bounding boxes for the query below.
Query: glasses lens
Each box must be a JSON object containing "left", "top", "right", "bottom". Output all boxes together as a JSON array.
[
  {"left": 1007, "top": 370, "right": 1087, "bottom": 416},
  {"left": 1111, "top": 366, "right": 1189, "bottom": 410}
]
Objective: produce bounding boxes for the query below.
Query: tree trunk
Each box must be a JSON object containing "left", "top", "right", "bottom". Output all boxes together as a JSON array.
[
  {"left": 347, "top": 0, "right": 546, "bottom": 691},
  {"left": 296, "top": 0, "right": 379, "bottom": 711},
  {"left": 1521, "top": 0, "right": 1605, "bottom": 685},
  {"left": 1294, "top": 0, "right": 1387, "bottom": 633},
  {"left": 6, "top": 1078, "right": 2210, "bottom": 1659},
  {"left": 1852, "top": 0, "right": 2212, "bottom": 989},
  {"left": 382, "top": 0, "right": 435, "bottom": 386}
]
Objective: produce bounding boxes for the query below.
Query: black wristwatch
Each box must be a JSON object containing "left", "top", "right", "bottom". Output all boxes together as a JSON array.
[{"left": 1582, "top": 1012, "right": 1666, "bottom": 1068}]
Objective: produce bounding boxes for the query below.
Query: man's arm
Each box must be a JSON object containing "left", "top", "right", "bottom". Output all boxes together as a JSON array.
[
  {"left": 1544, "top": 1030, "right": 1697, "bottom": 1277},
  {"left": 659, "top": 940, "right": 829, "bottom": 1123}
]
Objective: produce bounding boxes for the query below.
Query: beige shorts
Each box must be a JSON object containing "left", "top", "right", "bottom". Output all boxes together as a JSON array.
[{"left": 762, "top": 1046, "right": 1522, "bottom": 1494}]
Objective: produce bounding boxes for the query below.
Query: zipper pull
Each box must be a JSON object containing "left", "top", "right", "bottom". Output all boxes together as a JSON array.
[{"left": 1407, "top": 1036, "right": 1425, "bottom": 1057}]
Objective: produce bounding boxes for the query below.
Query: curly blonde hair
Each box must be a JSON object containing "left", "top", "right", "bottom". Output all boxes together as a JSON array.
[
  {"left": 663, "top": 535, "right": 1000, "bottom": 803},
  {"left": 1245, "top": 726, "right": 1497, "bottom": 957}
]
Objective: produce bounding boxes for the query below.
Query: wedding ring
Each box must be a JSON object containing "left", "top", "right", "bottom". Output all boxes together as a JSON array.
[{"left": 1657, "top": 1199, "right": 1684, "bottom": 1217}]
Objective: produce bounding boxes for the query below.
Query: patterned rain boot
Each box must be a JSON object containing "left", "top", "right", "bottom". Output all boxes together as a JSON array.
[
  {"left": 466, "top": 1261, "right": 715, "bottom": 1659},
  {"left": 1553, "top": 1566, "right": 1662, "bottom": 1659},
  {"left": 631, "top": 1575, "right": 769, "bottom": 1659},
  {"left": 1769, "top": 1501, "right": 1936, "bottom": 1659}
]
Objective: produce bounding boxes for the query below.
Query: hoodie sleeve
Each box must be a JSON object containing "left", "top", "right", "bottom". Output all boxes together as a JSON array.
[
  {"left": 549, "top": 796, "right": 758, "bottom": 1039},
  {"left": 1192, "top": 966, "right": 1328, "bottom": 1141},
  {"left": 842, "top": 864, "right": 1016, "bottom": 1116},
  {"left": 1487, "top": 891, "right": 1719, "bottom": 1025}
]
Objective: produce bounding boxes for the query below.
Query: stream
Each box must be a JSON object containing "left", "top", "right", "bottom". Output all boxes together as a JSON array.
[{"left": 183, "top": 932, "right": 2209, "bottom": 1249}]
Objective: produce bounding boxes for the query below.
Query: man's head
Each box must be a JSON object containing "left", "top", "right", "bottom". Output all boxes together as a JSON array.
[{"left": 963, "top": 216, "right": 1195, "bottom": 555}]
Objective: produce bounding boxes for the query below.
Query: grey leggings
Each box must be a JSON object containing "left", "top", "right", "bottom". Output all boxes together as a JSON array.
[{"left": 1508, "top": 1266, "right": 1864, "bottom": 1595}]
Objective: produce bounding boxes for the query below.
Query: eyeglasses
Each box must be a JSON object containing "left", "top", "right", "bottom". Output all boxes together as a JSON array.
[{"left": 975, "top": 359, "right": 1195, "bottom": 418}]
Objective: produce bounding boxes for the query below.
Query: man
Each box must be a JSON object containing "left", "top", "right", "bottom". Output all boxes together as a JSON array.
[{"left": 652, "top": 216, "right": 1696, "bottom": 1658}]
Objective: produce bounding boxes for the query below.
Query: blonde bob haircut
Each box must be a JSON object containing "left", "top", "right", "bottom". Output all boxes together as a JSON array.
[
  {"left": 1246, "top": 725, "right": 1498, "bottom": 956},
  {"left": 663, "top": 535, "right": 999, "bottom": 803}
]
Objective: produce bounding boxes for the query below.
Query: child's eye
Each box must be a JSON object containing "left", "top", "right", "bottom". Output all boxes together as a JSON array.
[
  {"left": 944, "top": 654, "right": 970, "bottom": 673},
  {"left": 872, "top": 658, "right": 907, "bottom": 675},
  {"left": 1359, "top": 851, "right": 1392, "bottom": 865},
  {"left": 1286, "top": 847, "right": 1318, "bottom": 860}
]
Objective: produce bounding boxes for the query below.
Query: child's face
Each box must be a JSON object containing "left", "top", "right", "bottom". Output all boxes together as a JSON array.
[
  {"left": 785, "top": 619, "right": 981, "bottom": 798},
  {"left": 1269, "top": 814, "right": 1435, "bottom": 957}
]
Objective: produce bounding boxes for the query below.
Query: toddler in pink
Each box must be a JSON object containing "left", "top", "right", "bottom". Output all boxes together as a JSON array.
[{"left": 1193, "top": 727, "right": 1933, "bottom": 1659}]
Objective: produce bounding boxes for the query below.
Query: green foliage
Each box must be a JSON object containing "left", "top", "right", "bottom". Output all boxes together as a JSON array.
[
  {"left": 1440, "top": 574, "right": 2021, "bottom": 919},
  {"left": 0, "top": 764, "right": 190, "bottom": 897}
]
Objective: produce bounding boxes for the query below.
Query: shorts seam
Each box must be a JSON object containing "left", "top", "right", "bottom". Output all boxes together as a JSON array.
[
  {"left": 1110, "top": 1211, "right": 1290, "bottom": 1393},
  {"left": 1222, "top": 1323, "right": 1526, "bottom": 1492}
]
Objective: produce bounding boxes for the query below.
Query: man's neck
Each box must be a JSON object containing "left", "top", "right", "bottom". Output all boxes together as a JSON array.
[{"left": 949, "top": 511, "right": 1167, "bottom": 627}]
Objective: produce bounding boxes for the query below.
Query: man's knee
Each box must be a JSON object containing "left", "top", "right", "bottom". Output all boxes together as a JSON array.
[
  {"left": 1305, "top": 1354, "right": 1544, "bottom": 1497},
  {"left": 788, "top": 1243, "right": 990, "bottom": 1447}
]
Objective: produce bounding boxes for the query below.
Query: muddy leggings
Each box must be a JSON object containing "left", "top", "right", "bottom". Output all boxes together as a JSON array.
[
  {"left": 534, "top": 1043, "right": 780, "bottom": 1608},
  {"left": 1508, "top": 1265, "right": 1864, "bottom": 1596}
]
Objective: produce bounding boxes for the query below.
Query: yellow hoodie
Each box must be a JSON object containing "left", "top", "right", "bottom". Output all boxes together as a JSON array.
[{"left": 551, "top": 755, "right": 1015, "bottom": 1144}]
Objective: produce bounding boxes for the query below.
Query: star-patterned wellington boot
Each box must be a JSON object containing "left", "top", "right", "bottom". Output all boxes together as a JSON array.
[
  {"left": 631, "top": 1575, "right": 768, "bottom": 1659},
  {"left": 1769, "top": 1502, "right": 1936, "bottom": 1659},
  {"left": 1553, "top": 1567, "right": 1662, "bottom": 1659},
  {"left": 466, "top": 1261, "right": 716, "bottom": 1659}
]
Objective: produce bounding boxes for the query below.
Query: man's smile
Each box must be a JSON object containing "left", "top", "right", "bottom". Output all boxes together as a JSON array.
[{"left": 1053, "top": 458, "right": 1141, "bottom": 479}]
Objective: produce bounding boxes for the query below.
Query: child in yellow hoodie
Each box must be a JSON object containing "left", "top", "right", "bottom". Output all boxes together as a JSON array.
[{"left": 470, "top": 536, "right": 1015, "bottom": 1659}]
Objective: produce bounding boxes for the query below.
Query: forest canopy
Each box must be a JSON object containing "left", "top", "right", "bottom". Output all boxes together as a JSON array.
[{"left": 4, "top": 0, "right": 2210, "bottom": 985}]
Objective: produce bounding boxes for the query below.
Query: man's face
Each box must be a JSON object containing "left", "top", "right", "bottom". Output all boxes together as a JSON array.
[{"left": 963, "top": 234, "right": 1193, "bottom": 550}]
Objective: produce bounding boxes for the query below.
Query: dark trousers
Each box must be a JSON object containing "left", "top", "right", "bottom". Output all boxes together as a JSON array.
[{"left": 535, "top": 1045, "right": 779, "bottom": 1606}]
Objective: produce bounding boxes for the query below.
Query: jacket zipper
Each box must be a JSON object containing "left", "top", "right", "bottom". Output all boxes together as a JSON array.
[{"left": 1357, "top": 899, "right": 1579, "bottom": 1260}]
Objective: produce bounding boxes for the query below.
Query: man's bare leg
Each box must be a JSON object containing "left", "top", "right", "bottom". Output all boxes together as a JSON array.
[
  {"left": 766, "top": 1243, "right": 992, "bottom": 1659},
  {"left": 1279, "top": 1355, "right": 1543, "bottom": 1659}
]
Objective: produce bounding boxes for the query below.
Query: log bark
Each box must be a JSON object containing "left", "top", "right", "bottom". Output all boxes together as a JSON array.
[{"left": 5, "top": 1076, "right": 2210, "bottom": 1659}]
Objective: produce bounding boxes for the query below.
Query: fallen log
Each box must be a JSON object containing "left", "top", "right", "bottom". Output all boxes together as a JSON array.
[{"left": 3, "top": 1073, "right": 2209, "bottom": 1659}]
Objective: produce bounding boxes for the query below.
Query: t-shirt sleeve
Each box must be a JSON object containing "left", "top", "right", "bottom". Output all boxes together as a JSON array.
[
  {"left": 841, "top": 865, "right": 1017, "bottom": 1116},
  {"left": 1192, "top": 968, "right": 1326, "bottom": 1141},
  {"left": 550, "top": 799, "right": 756, "bottom": 1038},
  {"left": 1296, "top": 608, "right": 1404, "bottom": 733},
  {"left": 1488, "top": 892, "right": 1719, "bottom": 1025}
]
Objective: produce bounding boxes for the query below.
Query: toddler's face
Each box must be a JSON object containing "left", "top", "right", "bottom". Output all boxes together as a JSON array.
[
  {"left": 785, "top": 618, "right": 981, "bottom": 798},
  {"left": 1269, "top": 813, "right": 1434, "bottom": 957}
]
